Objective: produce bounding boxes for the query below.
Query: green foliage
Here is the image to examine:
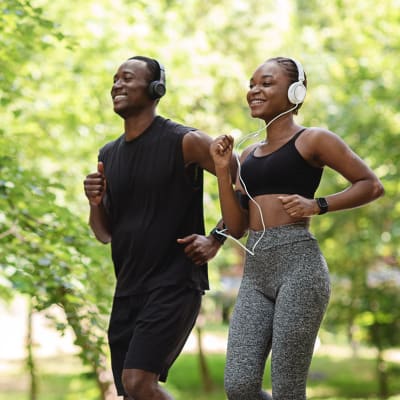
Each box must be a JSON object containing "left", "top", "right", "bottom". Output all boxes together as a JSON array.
[
  {"left": 0, "top": 1, "right": 113, "bottom": 391},
  {"left": 0, "top": 0, "right": 65, "bottom": 105},
  {"left": 358, "top": 280, "right": 400, "bottom": 349},
  {"left": 1, "top": 0, "right": 400, "bottom": 397},
  {"left": 0, "top": 152, "right": 113, "bottom": 367}
]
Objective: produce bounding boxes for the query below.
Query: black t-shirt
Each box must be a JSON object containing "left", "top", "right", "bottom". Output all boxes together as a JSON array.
[{"left": 99, "top": 116, "right": 209, "bottom": 297}]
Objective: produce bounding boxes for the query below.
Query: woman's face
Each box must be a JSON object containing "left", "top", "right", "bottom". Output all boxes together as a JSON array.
[{"left": 246, "top": 60, "right": 292, "bottom": 120}]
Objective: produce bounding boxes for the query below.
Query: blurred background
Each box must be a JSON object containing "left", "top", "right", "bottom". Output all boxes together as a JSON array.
[{"left": 0, "top": 0, "right": 399, "bottom": 399}]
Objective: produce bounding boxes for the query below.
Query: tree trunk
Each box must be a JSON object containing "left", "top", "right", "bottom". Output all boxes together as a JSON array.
[
  {"left": 26, "top": 297, "right": 38, "bottom": 400},
  {"left": 60, "top": 296, "right": 116, "bottom": 400},
  {"left": 196, "top": 325, "right": 214, "bottom": 393},
  {"left": 377, "top": 348, "right": 389, "bottom": 399}
]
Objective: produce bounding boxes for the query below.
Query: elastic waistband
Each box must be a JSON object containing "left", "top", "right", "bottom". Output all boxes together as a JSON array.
[{"left": 247, "top": 222, "right": 315, "bottom": 251}]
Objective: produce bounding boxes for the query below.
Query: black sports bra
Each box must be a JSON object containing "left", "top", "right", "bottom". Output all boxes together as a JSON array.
[{"left": 240, "top": 129, "right": 323, "bottom": 199}]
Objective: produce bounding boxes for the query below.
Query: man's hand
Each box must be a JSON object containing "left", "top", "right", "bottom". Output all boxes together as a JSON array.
[
  {"left": 177, "top": 234, "right": 221, "bottom": 265},
  {"left": 84, "top": 162, "right": 106, "bottom": 207}
]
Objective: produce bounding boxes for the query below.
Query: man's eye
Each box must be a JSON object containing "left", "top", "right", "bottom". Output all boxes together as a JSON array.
[{"left": 122, "top": 74, "right": 134, "bottom": 81}]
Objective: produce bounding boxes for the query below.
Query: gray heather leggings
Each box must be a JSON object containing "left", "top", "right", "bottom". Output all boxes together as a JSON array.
[{"left": 224, "top": 223, "right": 331, "bottom": 400}]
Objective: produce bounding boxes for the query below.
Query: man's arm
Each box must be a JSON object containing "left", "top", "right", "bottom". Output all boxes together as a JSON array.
[
  {"left": 88, "top": 203, "right": 111, "bottom": 244},
  {"left": 177, "top": 130, "right": 236, "bottom": 264},
  {"left": 182, "top": 129, "right": 237, "bottom": 178}
]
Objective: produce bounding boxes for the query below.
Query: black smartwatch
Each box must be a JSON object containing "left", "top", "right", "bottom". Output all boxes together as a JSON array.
[
  {"left": 210, "top": 227, "right": 227, "bottom": 245},
  {"left": 316, "top": 197, "right": 329, "bottom": 215}
]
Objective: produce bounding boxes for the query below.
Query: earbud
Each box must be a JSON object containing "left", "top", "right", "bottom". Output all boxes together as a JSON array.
[{"left": 287, "top": 58, "right": 306, "bottom": 105}]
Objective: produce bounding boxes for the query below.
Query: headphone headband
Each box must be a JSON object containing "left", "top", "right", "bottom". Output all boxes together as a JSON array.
[{"left": 290, "top": 58, "right": 305, "bottom": 83}]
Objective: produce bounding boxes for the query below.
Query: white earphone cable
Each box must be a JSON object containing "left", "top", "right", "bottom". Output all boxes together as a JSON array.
[{"left": 217, "top": 104, "right": 299, "bottom": 256}]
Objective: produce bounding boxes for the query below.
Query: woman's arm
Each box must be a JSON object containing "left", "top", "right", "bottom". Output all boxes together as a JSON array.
[
  {"left": 280, "top": 128, "right": 384, "bottom": 218},
  {"left": 210, "top": 135, "right": 249, "bottom": 238},
  {"left": 312, "top": 128, "right": 384, "bottom": 211}
]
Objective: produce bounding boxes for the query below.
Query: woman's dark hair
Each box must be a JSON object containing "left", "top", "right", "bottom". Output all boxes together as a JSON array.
[{"left": 267, "top": 56, "right": 307, "bottom": 114}]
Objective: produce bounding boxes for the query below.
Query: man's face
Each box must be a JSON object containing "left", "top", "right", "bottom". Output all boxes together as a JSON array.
[{"left": 110, "top": 59, "right": 153, "bottom": 118}]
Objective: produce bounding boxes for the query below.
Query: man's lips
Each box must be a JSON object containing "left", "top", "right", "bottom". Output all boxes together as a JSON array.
[{"left": 113, "top": 94, "right": 128, "bottom": 103}]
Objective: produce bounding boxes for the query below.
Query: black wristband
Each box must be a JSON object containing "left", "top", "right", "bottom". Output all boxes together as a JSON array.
[
  {"left": 210, "top": 226, "right": 227, "bottom": 245},
  {"left": 316, "top": 197, "right": 329, "bottom": 215},
  {"left": 235, "top": 190, "right": 249, "bottom": 210}
]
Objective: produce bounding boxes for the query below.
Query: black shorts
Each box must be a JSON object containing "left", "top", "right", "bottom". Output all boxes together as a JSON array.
[{"left": 107, "top": 285, "right": 202, "bottom": 396}]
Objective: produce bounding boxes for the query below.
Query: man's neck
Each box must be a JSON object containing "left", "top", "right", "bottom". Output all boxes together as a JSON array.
[{"left": 123, "top": 111, "right": 157, "bottom": 141}]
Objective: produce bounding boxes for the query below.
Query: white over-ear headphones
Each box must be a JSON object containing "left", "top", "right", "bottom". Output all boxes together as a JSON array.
[{"left": 287, "top": 58, "right": 306, "bottom": 105}]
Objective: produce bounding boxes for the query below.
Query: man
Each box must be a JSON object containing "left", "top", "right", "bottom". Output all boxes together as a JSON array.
[{"left": 83, "top": 56, "right": 229, "bottom": 399}]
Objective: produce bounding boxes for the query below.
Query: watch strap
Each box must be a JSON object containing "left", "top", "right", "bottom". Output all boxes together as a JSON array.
[
  {"left": 210, "top": 226, "right": 227, "bottom": 244},
  {"left": 316, "top": 197, "right": 329, "bottom": 215}
]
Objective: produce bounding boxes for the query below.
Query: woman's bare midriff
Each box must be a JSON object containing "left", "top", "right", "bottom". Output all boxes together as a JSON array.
[{"left": 248, "top": 194, "right": 310, "bottom": 230}]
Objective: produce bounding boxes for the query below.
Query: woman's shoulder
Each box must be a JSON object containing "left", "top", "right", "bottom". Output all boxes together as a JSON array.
[
  {"left": 300, "top": 127, "right": 352, "bottom": 165},
  {"left": 303, "top": 126, "right": 334, "bottom": 137},
  {"left": 240, "top": 143, "right": 258, "bottom": 160},
  {"left": 300, "top": 126, "right": 343, "bottom": 146}
]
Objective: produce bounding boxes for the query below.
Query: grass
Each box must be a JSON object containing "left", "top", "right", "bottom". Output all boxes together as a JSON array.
[
  {"left": 0, "top": 356, "right": 97, "bottom": 400},
  {"left": 0, "top": 343, "right": 399, "bottom": 400},
  {"left": 164, "top": 351, "right": 400, "bottom": 400}
]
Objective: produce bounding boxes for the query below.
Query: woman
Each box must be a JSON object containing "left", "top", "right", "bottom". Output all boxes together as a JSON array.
[{"left": 210, "top": 57, "right": 384, "bottom": 400}]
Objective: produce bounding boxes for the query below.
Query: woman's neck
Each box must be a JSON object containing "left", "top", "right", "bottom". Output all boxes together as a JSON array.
[{"left": 264, "top": 116, "right": 299, "bottom": 144}]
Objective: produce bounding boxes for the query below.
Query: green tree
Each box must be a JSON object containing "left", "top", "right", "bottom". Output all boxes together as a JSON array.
[
  {"left": 290, "top": 1, "right": 400, "bottom": 396},
  {"left": 1, "top": 0, "right": 399, "bottom": 398},
  {"left": 0, "top": 1, "right": 115, "bottom": 397}
]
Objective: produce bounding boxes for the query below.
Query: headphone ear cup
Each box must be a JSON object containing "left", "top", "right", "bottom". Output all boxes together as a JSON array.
[
  {"left": 288, "top": 81, "right": 306, "bottom": 104},
  {"left": 148, "top": 80, "right": 166, "bottom": 100}
]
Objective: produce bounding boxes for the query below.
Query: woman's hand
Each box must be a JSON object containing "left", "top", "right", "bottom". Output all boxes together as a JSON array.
[
  {"left": 278, "top": 195, "right": 319, "bottom": 217},
  {"left": 210, "top": 134, "right": 234, "bottom": 170}
]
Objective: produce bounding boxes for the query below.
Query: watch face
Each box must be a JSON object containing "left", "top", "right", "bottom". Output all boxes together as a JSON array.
[
  {"left": 320, "top": 198, "right": 328, "bottom": 207},
  {"left": 317, "top": 198, "right": 328, "bottom": 214}
]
